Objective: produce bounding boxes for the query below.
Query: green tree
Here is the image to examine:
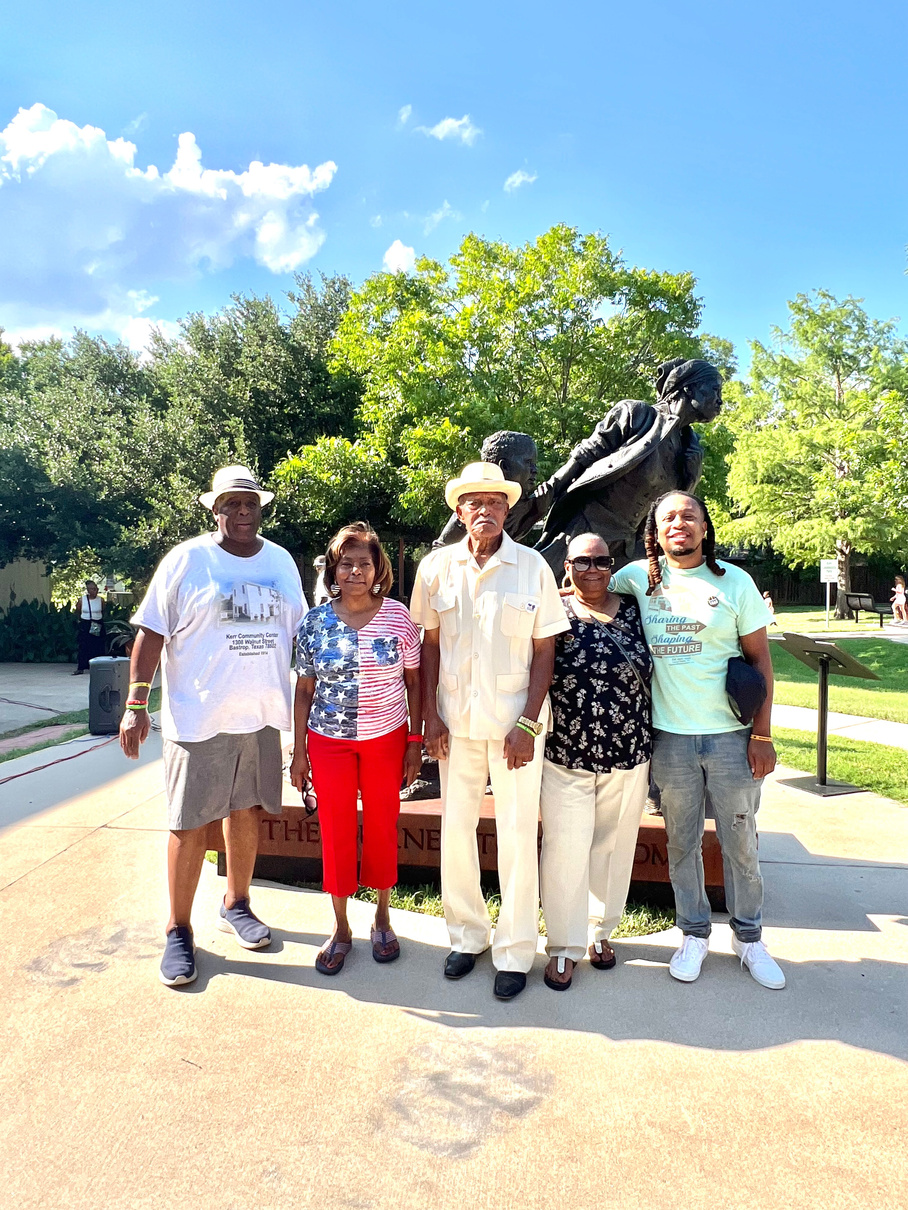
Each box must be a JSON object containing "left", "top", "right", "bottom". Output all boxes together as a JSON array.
[
  {"left": 328, "top": 224, "right": 720, "bottom": 534},
  {"left": 720, "top": 291, "right": 908, "bottom": 615}
]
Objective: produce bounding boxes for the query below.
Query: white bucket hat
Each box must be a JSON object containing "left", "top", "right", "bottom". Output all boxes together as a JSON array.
[
  {"left": 199, "top": 465, "right": 274, "bottom": 509},
  {"left": 444, "top": 461, "right": 522, "bottom": 511}
]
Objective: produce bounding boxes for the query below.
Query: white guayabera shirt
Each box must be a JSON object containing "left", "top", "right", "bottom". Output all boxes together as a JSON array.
[{"left": 410, "top": 531, "right": 569, "bottom": 741}]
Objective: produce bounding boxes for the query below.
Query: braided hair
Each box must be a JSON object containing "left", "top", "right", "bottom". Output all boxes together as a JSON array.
[{"left": 643, "top": 493, "right": 725, "bottom": 596}]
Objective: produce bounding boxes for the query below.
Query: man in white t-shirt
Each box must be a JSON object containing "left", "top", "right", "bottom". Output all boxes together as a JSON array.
[
  {"left": 610, "top": 491, "right": 786, "bottom": 990},
  {"left": 120, "top": 466, "right": 308, "bottom": 987}
]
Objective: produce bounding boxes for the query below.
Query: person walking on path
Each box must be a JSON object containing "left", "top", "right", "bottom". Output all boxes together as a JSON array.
[
  {"left": 73, "top": 580, "right": 105, "bottom": 674},
  {"left": 539, "top": 533, "right": 652, "bottom": 991},
  {"left": 411, "top": 462, "right": 570, "bottom": 1000},
  {"left": 290, "top": 523, "right": 422, "bottom": 974},
  {"left": 610, "top": 491, "right": 786, "bottom": 990},
  {"left": 890, "top": 575, "right": 906, "bottom": 625},
  {"left": 120, "top": 465, "right": 308, "bottom": 987}
]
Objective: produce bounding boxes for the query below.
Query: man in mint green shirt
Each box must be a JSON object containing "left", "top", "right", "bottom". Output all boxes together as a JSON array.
[{"left": 610, "top": 491, "right": 786, "bottom": 990}]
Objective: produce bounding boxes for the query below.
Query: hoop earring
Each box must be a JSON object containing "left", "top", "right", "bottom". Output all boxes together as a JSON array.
[
  {"left": 371, "top": 584, "right": 382, "bottom": 596},
  {"left": 329, "top": 584, "right": 341, "bottom": 598}
]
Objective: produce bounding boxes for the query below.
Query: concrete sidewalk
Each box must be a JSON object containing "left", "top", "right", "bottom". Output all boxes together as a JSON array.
[
  {"left": 0, "top": 738, "right": 906, "bottom": 1209},
  {"left": 0, "top": 661, "right": 86, "bottom": 731}
]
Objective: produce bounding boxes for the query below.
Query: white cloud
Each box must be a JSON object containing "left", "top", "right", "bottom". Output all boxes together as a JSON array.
[
  {"left": 504, "top": 169, "right": 537, "bottom": 192},
  {"left": 0, "top": 102, "right": 338, "bottom": 337},
  {"left": 415, "top": 114, "right": 481, "bottom": 146},
  {"left": 383, "top": 240, "right": 416, "bottom": 274},
  {"left": 370, "top": 214, "right": 383, "bottom": 228},
  {"left": 123, "top": 112, "right": 148, "bottom": 137},
  {"left": 480, "top": 199, "right": 490, "bottom": 213},
  {"left": 424, "top": 199, "right": 460, "bottom": 234},
  {"left": 398, "top": 104, "right": 412, "bottom": 126}
]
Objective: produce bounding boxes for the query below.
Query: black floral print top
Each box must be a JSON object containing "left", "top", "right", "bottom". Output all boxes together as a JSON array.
[{"left": 545, "top": 595, "right": 653, "bottom": 774}]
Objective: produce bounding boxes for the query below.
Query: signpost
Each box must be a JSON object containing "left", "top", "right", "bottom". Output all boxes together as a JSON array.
[
  {"left": 820, "top": 559, "right": 838, "bottom": 628},
  {"left": 775, "top": 632, "right": 879, "bottom": 797}
]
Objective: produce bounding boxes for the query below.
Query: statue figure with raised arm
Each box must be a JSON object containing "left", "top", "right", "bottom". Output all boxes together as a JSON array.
[{"left": 432, "top": 358, "right": 723, "bottom": 577}]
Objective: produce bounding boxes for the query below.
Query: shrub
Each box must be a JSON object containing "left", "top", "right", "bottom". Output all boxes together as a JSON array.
[{"left": 0, "top": 598, "right": 131, "bottom": 662}]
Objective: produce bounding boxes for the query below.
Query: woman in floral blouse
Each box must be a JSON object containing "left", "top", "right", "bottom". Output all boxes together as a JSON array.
[
  {"left": 290, "top": 523, "right": 422, "bottom": 975},
  {"left": 540, "top": 533, "right": 653, "bottom": 991}
]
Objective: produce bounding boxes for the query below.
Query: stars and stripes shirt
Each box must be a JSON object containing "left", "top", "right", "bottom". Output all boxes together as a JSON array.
[{"left": 295, "top": 599, "right": 421, "bottom": 740}]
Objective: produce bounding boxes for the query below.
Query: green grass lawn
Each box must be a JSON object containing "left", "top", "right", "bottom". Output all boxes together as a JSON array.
[
  {"left": 774, "top": 726, "right": 908, "bottom": 806},
  {"left": 772, "top": 605, "right": 896, "bottom": 634},
  {"left": 0, "top": 687, "right": 162, "bottom": 765},
  {"left": 353, "top": 883, "right": 674, "bottom": 937},
  {"left": 771, "top": 636, "right": 908, "bottom": 723}
]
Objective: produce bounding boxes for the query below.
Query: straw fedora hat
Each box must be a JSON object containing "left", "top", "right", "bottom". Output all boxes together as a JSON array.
[
  {"left": 444, "top": 461, "right": 522, "bottom": 511},
  {"left": 199, "top": 465, "right": 274, "bottom": 509}
]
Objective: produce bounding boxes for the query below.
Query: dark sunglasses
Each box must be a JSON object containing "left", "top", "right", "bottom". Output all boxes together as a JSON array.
[{"left": 567, "top": 555, "right": 613, "bottom": 571}]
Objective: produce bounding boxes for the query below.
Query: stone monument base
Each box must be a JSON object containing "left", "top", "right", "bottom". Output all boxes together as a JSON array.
[{"left": 205, "top": 792, "right": 728, "bottom": 911}]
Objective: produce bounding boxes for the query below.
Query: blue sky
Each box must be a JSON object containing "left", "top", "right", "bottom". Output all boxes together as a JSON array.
[{"left": 2, "top": 0, "right": 906, "bottom": 371}]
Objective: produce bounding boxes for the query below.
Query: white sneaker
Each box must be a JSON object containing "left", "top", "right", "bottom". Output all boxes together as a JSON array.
[
  {"left": 732, "top": 937, "right": 786, "bottom": 989},
  {"left": 669, "top": 935, "right": 709, "bottom": 982}
]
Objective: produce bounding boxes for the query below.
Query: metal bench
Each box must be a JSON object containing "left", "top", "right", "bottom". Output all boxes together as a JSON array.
[{"left": 844, "top": 592, "right": 892, "bottom": 628}]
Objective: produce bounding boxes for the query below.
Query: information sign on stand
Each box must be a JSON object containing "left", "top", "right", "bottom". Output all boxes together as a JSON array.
[
  {"left": 819, "top": 559, "right": 838, "bottom": 628},
  {"left": 775, "top": 632, "right": 879, "bottom": 797}
]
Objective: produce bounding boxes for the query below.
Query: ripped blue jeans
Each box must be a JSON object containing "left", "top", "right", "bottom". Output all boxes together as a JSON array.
[{"left": 651, "top": 729, "right": 763, "bottom": 943}]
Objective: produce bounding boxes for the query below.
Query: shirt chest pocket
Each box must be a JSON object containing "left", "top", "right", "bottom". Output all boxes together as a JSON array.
[
  {"left": 500, "top": 593, "right": 540, "bottom": 638},
  {"left": 430, "top": 592, "right": 458, "bottom": 635}
]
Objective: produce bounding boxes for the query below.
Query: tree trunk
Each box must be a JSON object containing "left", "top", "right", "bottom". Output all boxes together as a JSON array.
[{"left": 834, "top": 539, "right": 853, "bottom": 619}]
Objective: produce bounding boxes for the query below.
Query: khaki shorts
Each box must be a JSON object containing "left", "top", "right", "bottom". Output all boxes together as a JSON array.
[{"left": 163, "top": 727, "right": 283, "bottom": 831}]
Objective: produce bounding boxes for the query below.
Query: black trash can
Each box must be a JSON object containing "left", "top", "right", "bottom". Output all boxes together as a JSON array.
[{"left": 88, "top": 656, "right": 131, "bottom": 735}]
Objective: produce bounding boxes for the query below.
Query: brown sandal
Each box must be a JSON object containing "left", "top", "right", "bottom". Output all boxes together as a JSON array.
[{"left": 589, "top": 940, "right": 617, "bottom": 970}]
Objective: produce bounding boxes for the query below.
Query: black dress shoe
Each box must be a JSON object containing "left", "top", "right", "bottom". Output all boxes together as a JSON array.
[
  {"left": 493, "top": 971, "right": 527, "bottom": 1000},
  {"left": 444, "top": 951, "right": 476, "bottom": 979}
]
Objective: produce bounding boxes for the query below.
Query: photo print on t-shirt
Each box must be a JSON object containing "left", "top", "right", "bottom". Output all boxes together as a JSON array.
[{"left": 217, "top": 581, "right": 284, "bottom": 626}]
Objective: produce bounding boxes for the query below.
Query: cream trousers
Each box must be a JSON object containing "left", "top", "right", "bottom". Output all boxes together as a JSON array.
[
  {"left": 540, "top": 757, "right": 650, "bottom": 962},
  {"left": 439, "top": 733, "right": 544, "bottom": 973}
]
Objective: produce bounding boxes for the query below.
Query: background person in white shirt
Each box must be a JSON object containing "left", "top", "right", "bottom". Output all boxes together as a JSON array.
[
  {"left": 120, "top": 466, "right": 308, "bottom": 988},
  {"left": 411, "top": 462, "right": 570, "bottom": 1001}
]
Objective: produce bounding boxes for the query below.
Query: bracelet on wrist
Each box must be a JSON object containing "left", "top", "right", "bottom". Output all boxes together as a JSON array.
[
  {"left": 515, "top": 722, "right": 537, "bottom": 737},
  {"left": 407, "top": 734, "right": 423, "bottom": 743},
  {"left": 129, "top": 682, "right": 151, "bottom": 690},
  {"left": 124, "top": 702, "right": 148, "bottom": 711},
  {"left": 750, "top": 734, "right": 773, "bottom": 743}
]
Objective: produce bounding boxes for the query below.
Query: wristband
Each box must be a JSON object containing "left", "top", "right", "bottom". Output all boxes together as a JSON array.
[
  {"left": 515, "top": 722, "right": 537, "bottom": 737},
  {"left": 124, "top": 702, "right": 148, "bottom": 711},
  {"left": 407, "top": 734, "right": 423, "bottom": 743},
  {"left": 129, "top": 682, "right": 151, "bottom": 690},
  {"left": 750, "top": 734, "right": 773, "bottom": 743}
]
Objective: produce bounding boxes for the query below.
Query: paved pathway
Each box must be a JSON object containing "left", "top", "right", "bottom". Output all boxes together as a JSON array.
[{"left": 0, "top": 732, "right": 905, "bottom": 1208}]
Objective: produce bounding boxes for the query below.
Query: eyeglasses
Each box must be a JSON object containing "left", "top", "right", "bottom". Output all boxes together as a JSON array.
[{"left": 567, "top": 556, "right": 613, "bottom": 571}]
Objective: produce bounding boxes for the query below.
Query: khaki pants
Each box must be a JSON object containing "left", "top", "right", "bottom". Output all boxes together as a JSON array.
[
  {"left": 439, "top": 733, "right": 544, "bottom": 973},
  {"left": 540, "top": 758, "right": 649, "bottom": 962}
]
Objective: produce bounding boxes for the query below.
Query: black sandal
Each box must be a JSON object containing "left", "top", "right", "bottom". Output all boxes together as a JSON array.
[{"left": 544, "top": 956, "right": 574, "bottom": 991}]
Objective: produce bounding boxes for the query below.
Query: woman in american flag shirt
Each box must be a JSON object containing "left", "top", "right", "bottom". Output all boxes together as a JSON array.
[{"left": 290, "top": 523, "right": 422, "bottom": 975}]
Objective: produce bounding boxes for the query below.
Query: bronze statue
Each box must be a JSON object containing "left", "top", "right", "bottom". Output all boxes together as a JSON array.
[
  {"left": 433, "top": 430, "right": 542, "bottom": 547},
  {"left": 433, "top": 358, "right": 723, "bottom": 574}
]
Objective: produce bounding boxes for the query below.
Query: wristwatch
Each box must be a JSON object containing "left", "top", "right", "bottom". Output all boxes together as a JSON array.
[{"left": 517, "top": 715, "right": 544, "bottom": 737}]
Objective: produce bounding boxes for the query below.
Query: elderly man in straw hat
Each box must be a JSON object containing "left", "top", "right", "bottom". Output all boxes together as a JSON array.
[
  {"left": 120, "top": 466, "right": 308, "bottom": 987},
  {"left": 411, "top": 462, "right": 570, "bottom": 999}
]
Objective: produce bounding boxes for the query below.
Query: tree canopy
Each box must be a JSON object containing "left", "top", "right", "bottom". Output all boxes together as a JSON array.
[{"left": 716, "top": 290, "right": 908, "bottom": 612}]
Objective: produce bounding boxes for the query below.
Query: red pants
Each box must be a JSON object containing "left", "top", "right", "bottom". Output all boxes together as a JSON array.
[{"left": 307, "top": 725, "right": 407, "bottom": 897}]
